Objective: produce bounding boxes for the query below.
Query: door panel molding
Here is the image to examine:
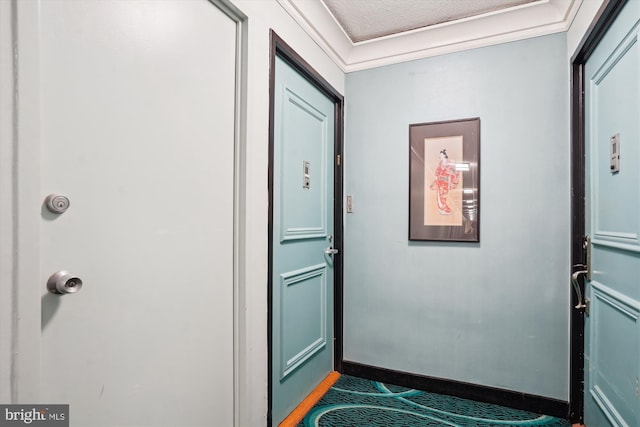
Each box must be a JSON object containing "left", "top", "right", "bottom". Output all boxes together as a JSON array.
[
  {"left": 592, "top": 237, "right": 640, "bottom": 253},
  {"left": 279, "top": 86, "right": 329, "bottom": 242},
  {"left": 588, "top": 21, "right": 640, "bottom": 247},
  {"left": 280, "top": 264, "right": 328, "bottom": 379},
  {"left": 590, "top": 280, "right": 640, "bottom": 318},
  {"left": 589, "top": 283, "right": 639, "bottom": 426},
  {"left": 590, "top": 26, "right": 637, "bottom": 83},
  {"left": 589, "top": 386, "right": 628, "bottom": 427}
]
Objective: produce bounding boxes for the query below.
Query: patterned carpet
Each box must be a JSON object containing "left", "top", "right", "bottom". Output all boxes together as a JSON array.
[{"left": 297, "top": 375, "right": 570, "bottom": 427}]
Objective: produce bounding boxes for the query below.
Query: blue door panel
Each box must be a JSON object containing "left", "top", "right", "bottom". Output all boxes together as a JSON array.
[
  {"left": 592, "top": 246, "right": 640, "bottom": 300},
  {"left": 280, "top": 264, "right": 328, "bottom": 380},
  {"left": 280, "top": 87, "right": 329, "bottom": 241},
  {"left": 584, "top": 1, "right": 640, "bottom": 426},
  {"left": 272, "top": 56, "right": 335, "bottom": 425},
  {"left": 589, "top": 284, "right": 639, "bottom": 426},
  {"left": 590, "top": 29, "right": 639, "bottom": 241}
]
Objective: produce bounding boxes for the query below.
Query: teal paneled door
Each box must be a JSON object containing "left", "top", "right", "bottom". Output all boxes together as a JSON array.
[
  {"left": 272, "top": 55, "right": 336, "bottom": 425},
  {"left": 583, "top": 1, "right": 640, "bottom": 426}
]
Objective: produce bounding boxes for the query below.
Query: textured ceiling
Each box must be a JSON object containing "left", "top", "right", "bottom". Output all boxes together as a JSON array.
[{"left": 321, "top": 0, "right": 539, "bottom": 43}]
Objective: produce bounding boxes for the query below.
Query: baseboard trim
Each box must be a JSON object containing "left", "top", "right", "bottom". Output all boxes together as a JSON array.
[{"left": 342, "top": 361, "right": 569, "bottom": 420}]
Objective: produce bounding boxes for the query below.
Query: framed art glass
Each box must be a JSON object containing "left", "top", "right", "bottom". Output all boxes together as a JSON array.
[{"left": 409, "top": 117, "right": 480, "bottom": 242}]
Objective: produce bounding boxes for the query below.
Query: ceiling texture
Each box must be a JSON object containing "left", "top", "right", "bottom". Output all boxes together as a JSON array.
[
  {"left": 277, "top": 0, "right": 582, "bottom": 71},
  {"left": 322, "top": 0, "right": 539, "bottom": 43}
]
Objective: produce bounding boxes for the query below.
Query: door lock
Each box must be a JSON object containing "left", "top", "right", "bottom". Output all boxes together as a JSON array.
[
  {"left": 45, "top": 194, "right": 70, "bottom": 214},
  {"left": 47, "top": 271, "right": 83, "bottom": 295}
]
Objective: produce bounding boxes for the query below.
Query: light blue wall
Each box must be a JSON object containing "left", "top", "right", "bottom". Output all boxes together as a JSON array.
[{"left": 343, "top": 33, "right": 570, "bottom": 400}]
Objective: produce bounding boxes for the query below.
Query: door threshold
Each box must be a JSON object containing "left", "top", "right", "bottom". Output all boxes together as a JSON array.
[{"left": 278, "top": 371, "right": 341, "bottom": 427}]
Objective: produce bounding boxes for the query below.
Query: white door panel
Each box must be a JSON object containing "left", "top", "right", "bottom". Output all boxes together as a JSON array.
[{"left": 38, "top": 1, "right": 236, "bottom": 425}]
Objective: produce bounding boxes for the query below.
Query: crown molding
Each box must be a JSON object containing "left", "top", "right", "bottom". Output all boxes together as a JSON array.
[
  {"left": 277, "top": 0, "right": 582, "bottom": 72},
  {"left": 276, "top": 0, "right": 352, "bottom": 69}
]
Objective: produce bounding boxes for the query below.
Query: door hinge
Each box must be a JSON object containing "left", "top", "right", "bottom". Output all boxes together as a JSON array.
[{"left": 336, "top": 155, "right": 341, "bottom": 166}]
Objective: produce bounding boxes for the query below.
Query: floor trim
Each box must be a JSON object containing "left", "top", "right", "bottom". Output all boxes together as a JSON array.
[
  {"left": 278, "top": 371, "right": 341, "bottom": 427},
  {"left": 342, "top": 361, "right": 570, "bottom": 420}
]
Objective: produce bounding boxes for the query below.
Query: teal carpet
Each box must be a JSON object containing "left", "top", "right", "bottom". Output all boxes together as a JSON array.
[{"left": 298, "top": 375, "right": 570, "bottom": 427}]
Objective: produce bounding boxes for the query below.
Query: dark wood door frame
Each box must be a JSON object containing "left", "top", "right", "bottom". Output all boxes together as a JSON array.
[
  {"left": 569, "top": 0, "right": 627, "bottom": 423},
  {"left": 266, "top": 31, "right": 345, "bottom": 427}
]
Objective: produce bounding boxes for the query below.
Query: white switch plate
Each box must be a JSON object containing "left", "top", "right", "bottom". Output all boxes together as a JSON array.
[{"left": 347, "top": 195, "right": 353, "bottom": 213}]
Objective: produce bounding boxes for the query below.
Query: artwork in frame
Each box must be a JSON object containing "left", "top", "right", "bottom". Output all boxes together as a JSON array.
[{"left": 409, "top": 117, "right": 480, "bottom": 242}]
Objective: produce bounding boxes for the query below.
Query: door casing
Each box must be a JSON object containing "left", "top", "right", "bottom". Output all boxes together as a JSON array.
[
  {"left": 267, "top": 31, "right": 344, "bottom": 427},
  {"left": 569, "top": 0, "right": 628, "bottom": 423}
]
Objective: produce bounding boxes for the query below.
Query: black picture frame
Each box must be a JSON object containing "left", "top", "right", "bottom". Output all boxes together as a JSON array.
[{"left": 409, "top": 117, "right": 480, "bottom": 242}]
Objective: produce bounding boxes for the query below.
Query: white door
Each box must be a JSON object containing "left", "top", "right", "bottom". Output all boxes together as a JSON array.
[{"left": 37, "top": 1, "right": 237, "bottom": 425}]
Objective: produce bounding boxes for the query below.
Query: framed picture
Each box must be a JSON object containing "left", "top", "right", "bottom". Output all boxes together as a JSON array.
[{"left": 409, "top": 117, "right": 480, "bottom": 242}]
